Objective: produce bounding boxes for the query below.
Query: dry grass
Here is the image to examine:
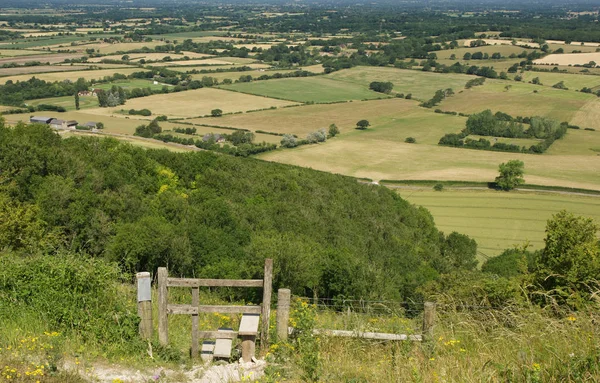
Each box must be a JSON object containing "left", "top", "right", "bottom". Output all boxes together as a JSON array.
[
  {"left": 83, "top": 88, "right": 297, "bottom": 119},
  {"left": 534, "top": 52, "right": 600, "bottom": 66},
  {"left": 0, "top": 53, "right": 83, "bottom": 65},
  {"left": 194, "top": 98, "right": 436, "bottom": 137},
  {"left": 0, "top": 68, "right": 144, "bottom": 83},
  {"left": 0, "top": 49, "right": 48, "bottom": 57},
  {"left": 88, "top": 52, "right": 212, "bottom": 63},
  {"left": 0, "top": 65, "right": 90, "bottom": 77},
  {"left": 91, "top": 41, "right": 168, "bottom": 54}
]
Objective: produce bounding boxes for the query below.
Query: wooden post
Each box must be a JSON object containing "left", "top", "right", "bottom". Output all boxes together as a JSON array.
[
  {"left": 191, "top": 287, "right": 199, "bottom": 358},
  {"left": 276, "top": 289, "right": 291, "bottom": 342},
  {"left": 136, "top": 272, "right": 153, "bottom": 340},
  {"left": 158, "top": 267, "right": 169, "bottom": 346},
  {"left": 241, "top": 335, "right": 255, "bottom": 362},
  {"left": 260, "top": 259, "right": 273, "bottom": 351},
  {"left": 422, "top": 301, "right": 436, "bottom": 341}
]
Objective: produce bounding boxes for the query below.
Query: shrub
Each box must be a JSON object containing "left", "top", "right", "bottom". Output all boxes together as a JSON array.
[
  {"left": 356, "top": 120, "right": 370, "bottom": 130},
  {"left": 211, "top": 109, "right": 223, "bottom": 117},
  {"left": 128, "top": 108, "right": 152, "bottom": 116},
  {"left": 433, "top": 183, "right": 444, "bottom": 191},
  {"left": 280, "top": 134, "right": 298, "bottom": 148},
  {"left": 405, "top": 137, "right": 416, "bottom": 143},
  {"left": 0, "top": 252, "right": 139, "bottom": 343}
]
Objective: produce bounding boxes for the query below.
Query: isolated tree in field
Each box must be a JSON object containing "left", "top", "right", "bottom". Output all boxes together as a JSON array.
[
  {"left": 534, "top": 210, "right": 600, "bottom": 305},
  {"left": 74, "top": 92, "right": 80, "bottom": 110},
  {"left": 328, "top": 124, "right": 339, "bottom": 137},
  {"left": 356, "top": 120, "right": 370, "bottom": 130},
  {"left": 495, "top": 160, "right": 525, "bottom": 190},
  {"left": 211, "top": 109, "right": 223, "bottom": 117},
  {"left": 369, "top": 81, "right": 394, "bottom": 94}
]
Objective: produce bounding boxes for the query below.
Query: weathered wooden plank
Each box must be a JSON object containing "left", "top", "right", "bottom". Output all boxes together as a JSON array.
[
  {"left": 239, "top": 313, "right": 260, "bottom": 336},
  {"left": 312, "top": 328, "right": 422, "bottom": 341},
  {"left": 168, "top": 304, "right": 262, "bottom": 315},
  {"left": 276, "top": 289, "right": 291, "bottom": 342},
  {"left": 201, "top": 341, "right": 215, "bottom": 362},
  {"left": 213, "top": 328, "right": 234, "bottom": 358},
  {"left": 158, "top": 267, "right": 169, "bottom": 345},
  {"left": 167, "top": 278, "right": 263, "bottom": 288},
  {"left": 191, "top": 287, "right": 199, "bottom": 358},
  {"left": 198, "top": 331, "right": 238, "bottom": 339},
  {"left": 260, "top": 259, "right": 273, "bottom": 351},
  {"left": 241, "top": 335, "right": 255, "bottom": 363}
]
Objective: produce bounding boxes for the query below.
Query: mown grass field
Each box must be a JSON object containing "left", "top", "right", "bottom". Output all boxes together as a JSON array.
[
  {"left": 85, "top": 87, "right": 297, "bottom": 119},
  {"left": 534, "top": 52, "right": 600, "bottom": 66},
  {"left": 438, "top": 79, "right": 599, "bottom": 128},
  {"left": 435, "top": 44, "right": 534, "bottom": 59},
  {"left": 325, "top": 66, "right": 473, "bottom": 100},
  {"left": 258, "top": 128, "right": 600, "bottom": 191},
  {"left": 0, "top": 67, "right": 142, "bottom": 83},
  {"left": 0, "top": 65, "right": 90, "bottom": 77},
  {"left": 399, "top": 189, "right": 600, "bottom": 256},
  {"left": 25, "top": 95, "right": 99, "bottom": 111},
  {"left": 193, "top": 98, "right": 464, "bottom": 140},
  {"left": 518, "top": 71, "right": 600, "bottom": 90},
  {"left": 220, "top": 76, "right": 385, "bottom": 102}
]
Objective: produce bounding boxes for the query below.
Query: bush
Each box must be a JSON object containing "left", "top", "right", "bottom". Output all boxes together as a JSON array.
[
  {"left": 433, "top": 183, "right": 444, "bottom": 191},
  {"left": 356, "top": 120, "right": 370, "bottom": 130},
  {"left": 405, "top": 93, "right": 412, "bottom": 99},
  {"left": 280, "top": 134, "right": 298, "bottom": 148},
  {"left": 405, "top": 137, "right": 416, "bottom": 143},
  {"left": 211, "top": 109, "right": 223, "bottom": 117},
  {"left": 0, "top": 252, "right": 139, "bottom": 343},
  {"left": 128, "top": 108, "right": 152, "bottom": 116}
]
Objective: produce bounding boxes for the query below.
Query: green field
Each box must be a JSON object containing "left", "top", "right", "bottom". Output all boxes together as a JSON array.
[
  {"left": 258, "top": 127, "right": 600, "bottom": 191},
  {"left": 93, "top": 79, "right": 168, "bottom": 91},
  {"left": 194, "top": 98, "right": 464, "bottom": 139},
  {"left": 466, "top": 134, "right": 542, "bottom": 147},
  {"left": 519, "top": 71, "right": 600, "bottom": 90},
  {"left": 147, "top": 31, "right": 227, "bottom": 40},
  {"left": 435, "top": 44, "right": 534, "bottom": 60},
  {"left": 220, "top": 76, "right": 386, "bottom": 102},
  {"left": 24, "top": 95, "right": 98, "bottom": 111},
  {"left": 399, "top": 189, "right": 600, "bottom": 257},
  {"left": 439, "top": 79, "right": 598, "bottom": 128},
  {"left": 325, "top": 66, "right": 474, "bottom": 100}
]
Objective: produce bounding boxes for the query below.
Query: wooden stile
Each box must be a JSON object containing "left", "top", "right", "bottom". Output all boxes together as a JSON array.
[
  {"left": 158, "top": 267, "right": 169, "bottom": 346},
  {"left": 276, "top": 289, "right": 291, "bottom": 342},
  {"left": 191, "top": 287, "right": 199, "bottom": 358},
  {"left": 260, "top": 259, "right": 273, "bottom": 352}
]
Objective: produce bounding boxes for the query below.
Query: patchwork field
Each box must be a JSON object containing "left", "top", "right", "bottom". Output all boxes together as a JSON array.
[
  {"left": 518, "top": 71, "right": 600, "bottom": 90},
  {"left": 81, "top": 88, "right": 298, "bottom": 119},
  {"left": 547, "top": 123, "right": 600, "bottom": 155},
  {"left": 436, "top": 45, "right": 533, "bottom": 59},
  {"left": 258, "top": 128, "right": 600, "bottom": 191},
  {"left": 25, "top": 95, "right": 99, "bottom": 111},
  {"left": 460, "top": 39, "right": 540, "bottom": 48},
  {"left": 93, "top": 79, "right": 168, "bottom": 90},
  {"left": 325, "top": 66, "right": 473, "bottom": 100},
  {"left": 534, "top": 52, "right": 600, "bottom": 66},
  {"left": 193, "top": 98, "right": 464, "bottom": 140},
  {"left": 0, "top": 53, "right": 83, "bottom": 65},
  {"left": 220, "top": 76, "right": 387, "bottom": 102},
  {"left": 400, "top": 189, "right": 600, "bottom": 256},
  {"left": 438, "top": 79, "right": 598, "bottom": 128},
  {"left": 88, "top": 52, "right": 213, "bottom": 63},
  {"left": 0, "top": 68, "right": 145, "bottom": 83},
  {"left": 0, "top": 65, "right": 90, "bottom": 77}
]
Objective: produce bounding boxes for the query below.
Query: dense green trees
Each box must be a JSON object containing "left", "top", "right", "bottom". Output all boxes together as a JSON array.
[
  {"left": 369, "top": 81, "right": 394, "bottom": 94},
  {"left": 0, "top": 122, "right": 485, "bottom": 301},
  {"left": 495, "top": 160, "right": 525, "bottom": 190}
]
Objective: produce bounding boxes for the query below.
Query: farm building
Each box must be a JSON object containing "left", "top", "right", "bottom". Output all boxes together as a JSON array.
[
  {"left": 82, "top": 122, "right": 98, "bottom": 129},
  {"left": 78, "top": 89, "right": 99, "bottom": 97},
  {"left": 202, "top": 133, "right": 226, "bottom": 143},
  {"left": 49, "top": 119, "right": 78, "bottom": 130},
  {"left": 30, "top": 116, "right": 54, "bottom": 124}
]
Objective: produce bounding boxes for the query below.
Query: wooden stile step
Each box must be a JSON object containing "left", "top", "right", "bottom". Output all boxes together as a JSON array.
[
  {"left": 213, "top": 328, "right": 234, "bottom": 358},
  {"left": 238, "top": 313, "right": 260, "bottom": 336},
  {"left": 201, "top": 341, "right": 215, "bottom": 362}
]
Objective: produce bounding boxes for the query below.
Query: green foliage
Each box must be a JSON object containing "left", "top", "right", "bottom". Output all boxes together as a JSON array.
[
  {"left": 128, "top": 108, "right": 152, "bottom": 116},
  {"left": 328, "top": 124, "right": 340, "bottom": 138},
  {"left": 134, "top": 119, "right": 162, "bottom": 138},
  {"left": 211, "top": 108, "right": 223, "bottom": 117},
  {"left": 369, "top": 81, "right": 394, "bottom": 94},
  {"left": 439, "top": 232, "right": 478, "bottom": 272},
  {"left": 433, "top": 183, "right": 444, "bottom": 191},
  {"left": 0, "top": 252, "right": 140, "bottom": 344},
  {"left": 280, "top": 134, "right": 298, "bottom": 148},
  {"left": 290, "top": 299, "right": 320, "bottom": 382},
  {"left": 356, "top": 119, "right": 370, "bottom": 129},
  {"left": 495, "top": 160, "right": 525, "bottom": 191},
  {"left": 404, "top": 137, "right": 416, "bottom": 143},
  {"left": 0, "top": 124, "right": 454, "bottom": 301},
  {"left": 534, "top": 210, "right": 600, "bottom": 306},
  {"left": 482, "top": 248, "right": 536, "bottom": 278}
]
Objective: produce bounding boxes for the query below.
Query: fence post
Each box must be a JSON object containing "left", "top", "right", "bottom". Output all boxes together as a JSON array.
[
  {"left": 191, "top": 287, "right": 199, "bottom": 358},
  {"left": 422, "top": 301, "right": 436, "bottom": 341},
  {"left": 136, "top": 272, "right": 152, "bottom": 340},
  {"left": 276, "top": 289, "right": 291, "bottom": 342},
  {"left": 260, "top": 258, "right": 273, "bottom": 352},
  {"left": 158, "top": 267, "right": 169, "bottom": 346}
]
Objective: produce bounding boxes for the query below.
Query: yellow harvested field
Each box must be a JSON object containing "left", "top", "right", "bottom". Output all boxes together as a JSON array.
[
  {"left": 22, "top": 32, "right": 62, "bottom": 37},
  {"left": 89, "top": 52, "right": 213, "bottom": 63},
  {"left": 461, "top": 39, "right": 540, "bottom": 48},
  {"left": 92, "top": 41, "right": 168, "bottom": 54},
  {"left": 0, "top": 49, "right": 46, "bottom": 57},
  {"left": 302, "top": 64, "right": 325, "bottom": 73},
  {"left": 546, "top": 40, "right": 600, "bottom": 47},
  {"left": 0, "top": 53, "right": 83, "bottom": 65},
  {"left": 534, "top": 52, "right": 600, "bottom": 66},
  {"left": 194, "top": 99, "right": 421, "bottom": 136},
  {"left": 0, "top": 68, "right": 142, "bottom": 83},
  {"left": 82, "top": 88, "right": 298, "bottom": 119},
  {"left": 0, "top": 65, "right": 90, "bottom": 77},
  {"left": 569, "top": 99, "right": 600, "bottom": 130},
  {"left": 166, "top": 59, "right": 242, "bottom": 66}
]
